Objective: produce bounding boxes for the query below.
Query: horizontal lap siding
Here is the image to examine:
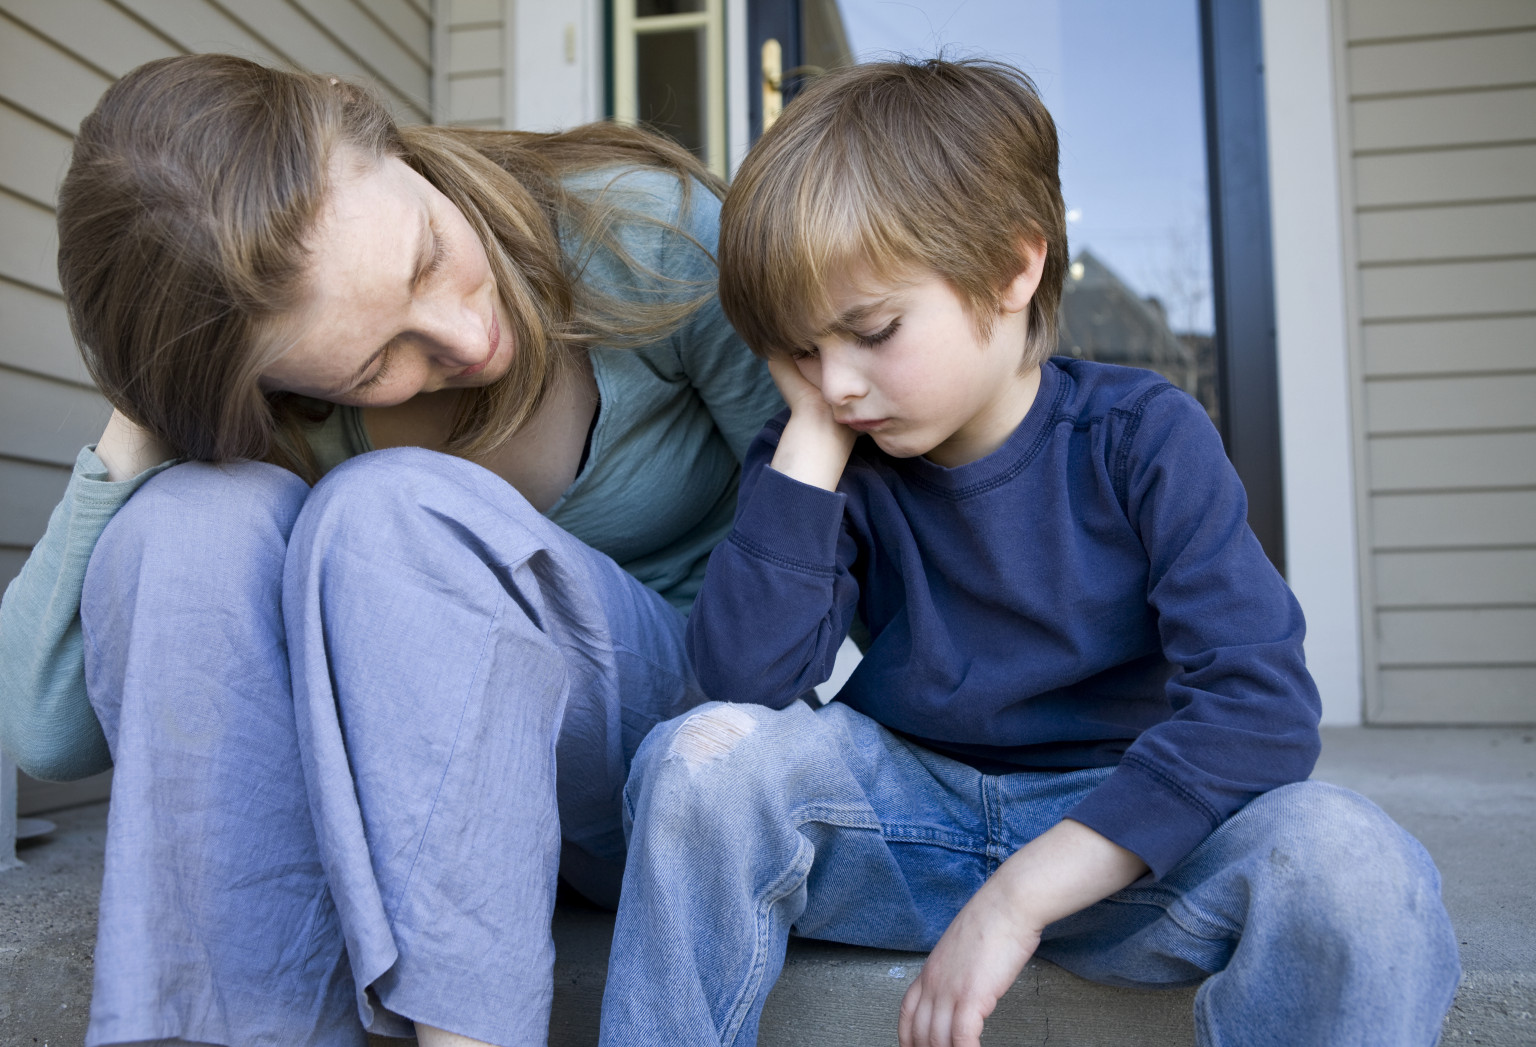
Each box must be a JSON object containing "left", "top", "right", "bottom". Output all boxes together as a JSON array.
[
  {"left": 1342, "top": 0, "right": 1536, "bottom": 723},
  {"left": 0, "top": 1, "right": 439, "bottom": 812},
  {"left": 437, "top": 0, "right": 505, "bottom": 126}
]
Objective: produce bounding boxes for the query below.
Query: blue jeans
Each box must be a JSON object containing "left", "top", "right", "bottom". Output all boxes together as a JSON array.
[
  {"left": 601, "top": 700, "right": 1461, "bottom": 1046},
  {"left": 82, "top": 449, "right": 704, "bottom": 1046}
]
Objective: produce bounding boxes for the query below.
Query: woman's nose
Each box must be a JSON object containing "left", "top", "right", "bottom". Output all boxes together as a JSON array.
[{"left": 419, "top": 298, "right": 489, "bottom": 367}]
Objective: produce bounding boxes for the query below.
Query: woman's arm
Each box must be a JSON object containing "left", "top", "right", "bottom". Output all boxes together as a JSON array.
[{"left": 0, "top": 411, "right": 178, "bottom": 780}]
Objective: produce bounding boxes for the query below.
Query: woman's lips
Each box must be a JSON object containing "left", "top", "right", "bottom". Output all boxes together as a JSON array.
[{"left": 458, "top": 311, "right": 500, "bottom": 378}]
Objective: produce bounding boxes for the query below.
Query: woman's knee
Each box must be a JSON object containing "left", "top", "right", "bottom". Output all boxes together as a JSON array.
[{"left": 87, "top": 460, "right": 309, "bottom": 620}]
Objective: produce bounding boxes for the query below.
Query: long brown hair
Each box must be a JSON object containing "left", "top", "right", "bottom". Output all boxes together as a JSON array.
[{"left": 56, "top": 54, "right": 722, "bottom": 479}]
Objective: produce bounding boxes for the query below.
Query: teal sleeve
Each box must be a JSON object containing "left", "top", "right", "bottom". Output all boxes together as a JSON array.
[
  {"left": 665, "top": 181, "right": 783, "bottom": 462},
  {"left": 0, "top": 446, "right": 179, "bottom": 781}
]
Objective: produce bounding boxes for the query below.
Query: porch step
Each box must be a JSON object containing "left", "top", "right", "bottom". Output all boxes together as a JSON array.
[
  {"left": 549, "top": 905, "right": 1196, "bottom": 1045},
  {"left": 2, "top": 728, "right": 1531, "bottom": 1046}
]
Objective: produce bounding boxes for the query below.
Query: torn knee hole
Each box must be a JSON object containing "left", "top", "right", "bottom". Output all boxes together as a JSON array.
[{"left": 669, "top": 705, "right": 758, "bottom": 771}]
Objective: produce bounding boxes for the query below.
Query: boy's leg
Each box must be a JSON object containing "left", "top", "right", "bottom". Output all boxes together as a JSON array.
[
  {"left": 599, "top": 700, "right": 1110, "bottom": 1047},
  {"left": 1036, "top": 781, "right": 1460, "bottom": 1046}
]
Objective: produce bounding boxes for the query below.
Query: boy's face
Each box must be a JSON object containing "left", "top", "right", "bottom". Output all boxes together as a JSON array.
[{"left": 790, "top": 259, "right": 1043, "bottom": 468}]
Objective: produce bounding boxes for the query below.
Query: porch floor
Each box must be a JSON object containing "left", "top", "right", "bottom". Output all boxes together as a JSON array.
[{"left": 3, "top": 727, "right": 1532, "bottom": 1045}]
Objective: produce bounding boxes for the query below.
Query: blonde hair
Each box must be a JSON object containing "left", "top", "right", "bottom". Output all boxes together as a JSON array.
[
  {"left": 56, "top": 54, "right": 721, "bottom": 480},
  {"left": 719, "top": 58, "right": 1067, "bottom": 368}
]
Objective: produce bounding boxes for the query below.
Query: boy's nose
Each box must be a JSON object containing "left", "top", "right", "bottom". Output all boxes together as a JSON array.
[{"left": 816, "top": 353, "right": 866, "bottom": 405}]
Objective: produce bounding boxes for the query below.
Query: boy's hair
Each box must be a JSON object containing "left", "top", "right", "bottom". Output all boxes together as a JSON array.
[{"left": 719, "top": 57, "right": 1067, "bottom": 368}]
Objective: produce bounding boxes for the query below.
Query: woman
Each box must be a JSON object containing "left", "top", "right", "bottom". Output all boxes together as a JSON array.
[{"left": 0, "top": 54, "right": 778, "bottom": 1046}]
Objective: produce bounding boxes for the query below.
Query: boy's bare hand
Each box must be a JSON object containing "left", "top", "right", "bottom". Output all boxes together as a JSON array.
[
  {"left": 898, "top": 819, "right": 1149, "bottom": 1047},
  {"left": 766, "top": 355, "right": 858, "bottom": 492},
  {"left": 898, "top": 878, "right": 1042, "bottom": 1047}
]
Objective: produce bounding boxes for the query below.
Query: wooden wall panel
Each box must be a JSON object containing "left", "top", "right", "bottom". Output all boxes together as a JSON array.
[
  {"left": 0, "top": 459, "right": 70, "bottom": 546},
  {"left": 1376, "top": 667, "right": 1536, "bottom": 723},
  {"left": 1359, "top": 258, "right": 1536, "bottom": 321},
  {"left": 1356, "top": 200, "right": 1536, "bottom": 265},
  {"left": 0, "top": 281, "right": 82, "bottom": 383},
  {"left": 1351, "top": 86, "right": 1536, "bottom": 154},
  {"left": 1354, "top": 144, "right": 1536, "bottom": 209},
  {"left": 0, "top": 17, "right": 112, "bottom": 132},
  {"left": 1349, "top": 28, "right": 1536, "bottom": 96},
  {"left": 1368, "top": 431, "right": 1536, "bottom": 493},
  {"left": 1364, "top": 373, "right": 1536, "bottom": 434},
  {"left": 0, "top": 372, "right": 112, "bottom": 466},
  {"left": 1342, "top": 0, "right": 1536, "bottom": 723},
  {"left": 0, "top": 193, "right": 61, "bottom": 294},
  {"left": 1371, "top": 491, "right": 1536, "bottom": 549},
  {"left": 0, "top": 0, "right": 179, "bottom": 76},
  {"left": 1377, "top": 608, "right": 1536, "bottom": 666},
  {"left": 0, "top": 103, "right": 73, "bottom": 208},
  {"left": 1375, "top": 549, "right": 1536, "bottom": 607},
  {"left": 0, "top": 548, "right": 27, "bottom": 594},
  {"left": 1362, "top": 316, "right": 1536, "bottom": 377},
  {"left": 1346, "top": 0, "right": 1536, "bottom": 41}
]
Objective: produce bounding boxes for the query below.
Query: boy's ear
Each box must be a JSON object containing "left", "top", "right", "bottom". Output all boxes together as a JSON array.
[{"left": 1000, "top": 238, "right": 1049, "bottom": 315}]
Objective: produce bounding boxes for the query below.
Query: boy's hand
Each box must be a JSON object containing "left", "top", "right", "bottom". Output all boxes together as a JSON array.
[
  {"left": 898, "top": 875, "right": 1042, "bottom": 1047},
  {"left": 767, "top": 355, "right": 858, "bottom": 492},
  {"left": 898, "top": 820, "right": 1148, "bottom": 1047}
]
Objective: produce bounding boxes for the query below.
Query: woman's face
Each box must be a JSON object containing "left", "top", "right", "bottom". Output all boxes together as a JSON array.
[{"left": 261, "top": 149, "right": 514, "bottom": 406}]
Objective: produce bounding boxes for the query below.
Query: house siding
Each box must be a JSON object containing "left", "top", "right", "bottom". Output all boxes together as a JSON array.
[
  {"left": 1337, "top": 0, "right": 1536, "bottom": 723},
  {"left": 0, "top": 0, "right": 432, "bottom": 812}
]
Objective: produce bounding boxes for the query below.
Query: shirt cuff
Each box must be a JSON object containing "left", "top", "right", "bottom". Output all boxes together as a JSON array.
[
  {"left": 1065, "top": 754, "right": 1224, "bottom": 879},
  {"left": 730, "top": 463, "right": 848, "bottom": 573}
]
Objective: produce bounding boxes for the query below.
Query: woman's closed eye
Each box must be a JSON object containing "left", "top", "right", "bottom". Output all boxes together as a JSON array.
[
  {"left": 355, "top": 348, "right": 394, "bottom": 391},
  {"left": 423, "top": 228, "right": 449, "bottom": 281}
]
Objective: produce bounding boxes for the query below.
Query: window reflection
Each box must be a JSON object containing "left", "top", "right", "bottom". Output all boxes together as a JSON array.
[{"left": 819, "top": 0, "right": 1220, "bottom": 424}]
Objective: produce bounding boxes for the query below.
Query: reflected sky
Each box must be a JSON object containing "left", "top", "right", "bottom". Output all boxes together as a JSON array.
[{"left": 837, "top": 0, "right": 1214, "bottom": 334}]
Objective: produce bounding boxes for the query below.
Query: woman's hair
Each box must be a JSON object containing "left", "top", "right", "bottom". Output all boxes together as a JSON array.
[
  {"left": 719, "top": 57, "right": 1067, "bottom": 369},
  {"left": 56, "top": 53, "right": 722, "bottom": 479}
]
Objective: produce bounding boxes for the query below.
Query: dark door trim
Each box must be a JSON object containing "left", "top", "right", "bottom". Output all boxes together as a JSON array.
[{"left": 1201, "top": 0, "right": 1285, "bottom": 574}]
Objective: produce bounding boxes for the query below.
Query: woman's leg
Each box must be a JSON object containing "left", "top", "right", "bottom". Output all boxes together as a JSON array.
[
  {"left": 284, "top": 448, "right": 703, "bottom": 1046},
  {"left": 1036, "top": 781, "right": 1461, "bottom": 1046},
  {"left": 82, "top": 461, "right": 362, "bottom": 1047}
]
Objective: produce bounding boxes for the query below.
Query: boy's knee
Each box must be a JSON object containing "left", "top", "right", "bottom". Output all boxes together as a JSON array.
[
  {"left": 1248, "top": 783, "right": 1445, "bottom": 926},
  {"left": 667, "top": 703, "right": 761, "bottom": 772},
  {"left": 629, "top": 701, "right": 812, "bottom": 816}
]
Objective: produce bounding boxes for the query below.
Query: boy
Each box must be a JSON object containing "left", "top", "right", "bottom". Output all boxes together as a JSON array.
[{"left": 599, "top": 59, "right": 1458, "bottom": 1047}]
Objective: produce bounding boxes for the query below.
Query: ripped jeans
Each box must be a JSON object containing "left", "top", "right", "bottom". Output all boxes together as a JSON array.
[{"left": 600, "top": 700, "right": 1461, "bottom": 1047}]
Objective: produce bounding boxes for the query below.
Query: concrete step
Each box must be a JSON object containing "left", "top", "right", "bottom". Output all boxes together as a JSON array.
[{"left": 3, "top": 728, "right": 1532, "bottom": 1046}]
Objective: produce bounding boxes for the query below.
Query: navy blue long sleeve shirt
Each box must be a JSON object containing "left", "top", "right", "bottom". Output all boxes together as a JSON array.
[{"left": 685, "top": 357, "right": 1321, "bottom": 877}]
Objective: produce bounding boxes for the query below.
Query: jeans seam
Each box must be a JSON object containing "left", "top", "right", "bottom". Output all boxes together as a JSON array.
[{"left": 721, "top": 832, "right": 817, "bottom": 1046}]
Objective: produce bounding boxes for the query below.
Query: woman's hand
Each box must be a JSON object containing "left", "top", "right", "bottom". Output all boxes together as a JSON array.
[
  {"left": 95, "top": 409, "right": 174, "bottom": 482},
  {"left": 898, "top": 820, "right": 1149, "bottom": 1047},
  {"left": 766, "top": 355, "right": 857, "bottom": 492}
]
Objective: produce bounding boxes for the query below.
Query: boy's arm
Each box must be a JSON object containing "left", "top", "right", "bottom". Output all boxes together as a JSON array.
[
  {"left": 1068, "top": 385, "right": 1321, "bottom": 878},
  {"left": 685, "top": 361, "right": 862, "bottom": 706},
  {"left": 899, "top": 819, "right": 1147, "bottom": 1047}
]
